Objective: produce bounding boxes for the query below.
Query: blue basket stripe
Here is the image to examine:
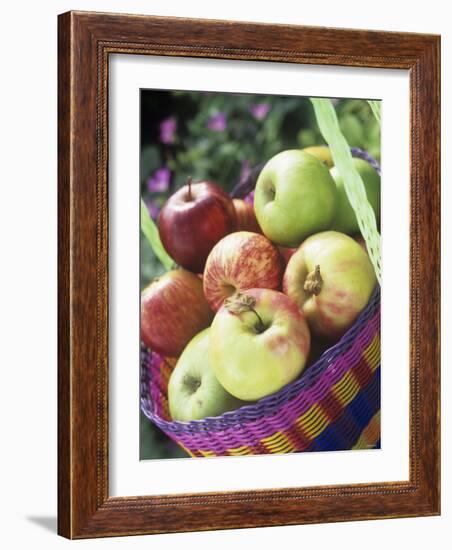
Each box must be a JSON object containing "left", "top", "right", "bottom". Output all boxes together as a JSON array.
[{"left": 305, "top": 368, "right": 380, "bottom": 452}]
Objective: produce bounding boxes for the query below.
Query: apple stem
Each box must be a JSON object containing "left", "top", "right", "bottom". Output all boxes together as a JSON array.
[
  {"left": 187, "top": 176, "right": 193, "bottom": 201},
  {"left": 224, "top": 293, "right": 266, "bottom": 333},
  {"left": 304, "top": 265, "right": 323, "bottom": 296},
  {"left": 252, "top": 310, "right": 266, "bottom": 333}
]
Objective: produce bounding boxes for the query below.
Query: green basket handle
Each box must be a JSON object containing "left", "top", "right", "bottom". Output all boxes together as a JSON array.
[{"left": 310, "top": 98, "right": 381, "bottom": 284}]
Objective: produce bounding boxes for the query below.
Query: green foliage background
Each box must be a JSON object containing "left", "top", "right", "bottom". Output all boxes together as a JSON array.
[{"left": 140, "top": 90, "right": 380, "bottom": 460}]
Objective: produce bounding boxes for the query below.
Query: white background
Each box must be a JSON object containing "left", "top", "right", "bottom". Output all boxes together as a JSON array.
[
  {"left": 110, "top": 56, "right": 409, "bottom": 496},
  {"left": 0, "top": 0, "right": 449, "bottom": 548}
]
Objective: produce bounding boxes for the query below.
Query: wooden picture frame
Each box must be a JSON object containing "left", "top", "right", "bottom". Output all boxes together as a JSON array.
[{"left": 58, "top": 10, "right": 440, "bottom": 539}]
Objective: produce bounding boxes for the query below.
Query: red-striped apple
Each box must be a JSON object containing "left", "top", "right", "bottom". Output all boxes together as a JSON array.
[
  {"left": 158, "top": 179, "right": 236, "bottom": 273},
  {"left": 283, "top": 231, "right": 376, "bottom": 340},
  {"left": 209, "top": 289, "right": 311, "bottom": 401},
  {"left": 232, "top": 198, "right": 261, "bottom": 233},
  {"left": 203, "top": 231, "right": 283, "bottom": 312},
  {"left": 141, "top": 269, "right": 214, "bottom": 357}
]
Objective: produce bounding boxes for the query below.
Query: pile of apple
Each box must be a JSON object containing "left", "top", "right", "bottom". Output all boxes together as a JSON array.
[{"left": 141, "top": 147, "right": 379, "bottom": 422}]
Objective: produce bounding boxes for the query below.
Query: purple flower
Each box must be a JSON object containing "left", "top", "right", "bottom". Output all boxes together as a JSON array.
[
  {"left": 159, "top": 116, "right": 177, "bottom": 144},
  {"left": 147, "top": 167, "right": 171, "bottom": 193},
  {"left": 207, "top": 112, "right": 227, "bottom": 132},
  {"left": 146, "top": 199, "right": 160, "bottom": 221},
  {"left": 249, "top": 103, "right": 271, "bottom": 121}
]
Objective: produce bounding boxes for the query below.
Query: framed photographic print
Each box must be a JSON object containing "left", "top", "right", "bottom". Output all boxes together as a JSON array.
[{"left": 58, "top": 11, "right": 440, "bottom": 538}]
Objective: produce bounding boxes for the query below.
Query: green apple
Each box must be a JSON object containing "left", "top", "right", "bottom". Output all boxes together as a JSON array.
[
  {"left": 254, "top": 150, "right": 338, "bottom": 247},
  {"left": 302, "top": 145, "right": 334, "bottom": 168},
  {"left": 168, "top": 328, "right": 243, "bottom": 421},
  {"left": 283, "top": 231, "right": 376, "bottom": 340},
  {"left": 209, "top": 288, "right": 311, "bottom": 401},
  {"left": 330, "top": 158, "right": 380, "bottom": 234}
]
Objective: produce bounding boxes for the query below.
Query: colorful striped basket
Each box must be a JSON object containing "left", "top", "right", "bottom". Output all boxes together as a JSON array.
[{"left": 141, "top": 148, "right": 381, "bottom": 457}]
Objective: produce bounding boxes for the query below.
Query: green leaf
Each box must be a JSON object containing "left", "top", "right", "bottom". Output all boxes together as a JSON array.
[
  {"left": 367, "top": 100, "right": 381, "bottom": 126},
  {"left": 140, "top": 199, "right": 174, "bottom": 270},
  {"left": 310, "top": 98, "right": 381, "bottom": 283}
]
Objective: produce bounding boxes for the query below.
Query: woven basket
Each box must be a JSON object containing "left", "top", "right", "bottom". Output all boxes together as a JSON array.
[{"left": 141, "top": 148, "right": 381, "bottom": 457}]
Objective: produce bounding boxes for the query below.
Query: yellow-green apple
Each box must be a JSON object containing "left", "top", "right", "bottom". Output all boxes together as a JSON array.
[
  {"left": 158, "top": 178, "right": 236, "bottom": 273},
  {"left": 209, "top": 289, "right": 311, "bottom": 401},
  {"left": 254, "top": 150, "right": 338, "bottom": 247},
  {"left": 330, "top": 158, "right": 380, "bottom": 234},
  {"left": 203, "top": 231, "right": 283, "bottom": 312},
  {"left": 141, "top": 269, "right": 213, "bottom": 357},
  {"left": 233, "top": 198, "right": 261, "bottom": 233},
  {"left": 353, "top": 234, "right": 367, "bottom": 252},
  {"left": 302, "top": 145, "right": 334, "bottom": 168},
  {"left": 168, "top": 329, "right": 243, "bottom": 421},
  {"left": 283, "top": 231, "right": 376, "bottom": 340}
]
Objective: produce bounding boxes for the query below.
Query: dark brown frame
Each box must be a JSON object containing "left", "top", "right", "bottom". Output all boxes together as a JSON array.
[{"left": 58, "top": 10, "right": 440, "bottom": 539}]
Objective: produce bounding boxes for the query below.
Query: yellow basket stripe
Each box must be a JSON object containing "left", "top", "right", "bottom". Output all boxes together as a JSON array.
[
  {"left": 261, "top": 431, "right": 296, "bottom": 454},
  {"left": 199, "top": 449, "right": 217, "bottom": 458},
  {"left": 227, "top": 445, "right": 253, "bottom": 456},
  {"left": 295, "top": 404, "right": 330, "bottom": 438},
  {"left": 332, "top": 370, "right": 361, "bottom": 406},
  {"left": 363, "top": 334, "right": 380, "bottom": 371}
]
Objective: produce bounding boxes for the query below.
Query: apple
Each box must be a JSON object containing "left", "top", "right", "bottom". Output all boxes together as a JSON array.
[
  {"left": 283, "top": 231, "right": 377, "bottom": 340},
  {"left": 254, "top": 150, "right": 337, "bottom": 247},
  {"left": 141, "top": 269, "right": 214, "bottom": 357},
  {"left": 209, "top": 289, "right": 311, "bottom": 401},
  {"left": 302, "top": 145, "right": 334, "bottom": 168},
  {"left": 168, "top": 328, "right": 243, "bottom": 421},
  {"left": 203, "top": 231, "right": 283, "bottom": 312},
  {"left": 278, "top": 246, "right": 297, "bottom": 267},
  {"left": 330, "top": 158, "right": 380, "bottom": 234},
  {"left": 158, "top": 178, "right": 236, "bottom": 273},
  {"left": 233, "top": 198, "right": 261, "bottom": 233},
  {"left": 353, "top": 234, "right": 367, "bottom": 252}
]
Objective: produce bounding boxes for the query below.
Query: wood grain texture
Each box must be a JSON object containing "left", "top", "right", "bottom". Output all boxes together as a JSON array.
[
  {"left": 57, "top": 10, "right": 72, "bottom": 538},
  {"left": 57, "top": 10, "right": 440, "bottom": 539}
]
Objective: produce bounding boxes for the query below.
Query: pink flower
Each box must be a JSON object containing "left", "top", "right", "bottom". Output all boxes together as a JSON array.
[
  {"left": 207, "top": 112, "right": 227, "bottom": 132},
  {"left": 159, "top": 116, "right": 177, "bottom": 144},
  {"left": 249, "top": 103, "right": 270, "bottom": 120},
  {"left": 147, "top": 167, "right": 171, "bottom": 193}
]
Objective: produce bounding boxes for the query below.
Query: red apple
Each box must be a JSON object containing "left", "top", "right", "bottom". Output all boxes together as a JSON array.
[
  {"left": 233, "top": 198, "right": 261, "bottom": 233},
  {"left": 278, "top": 246, "right": 297, "bottom": 267},
  {"left": 282, "top": 231, "right": 377, "bottom": 340},
  {"left": 158, "top": 178, "right": 236, "bottom": 273},
  {"left": 141, "top": 269, "right": 214, "bottom": 357},
  {"left": 203, "top": 231, "right": 283, "bottom": 312}
]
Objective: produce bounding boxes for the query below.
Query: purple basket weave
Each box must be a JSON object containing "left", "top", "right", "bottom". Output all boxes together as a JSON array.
[{"left": 141, "top": 148, "right": 381, "bottom": 457}]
